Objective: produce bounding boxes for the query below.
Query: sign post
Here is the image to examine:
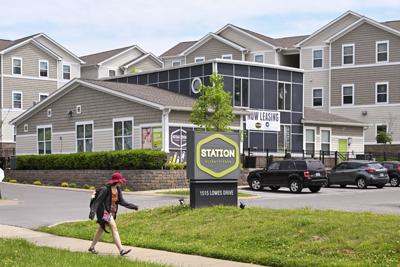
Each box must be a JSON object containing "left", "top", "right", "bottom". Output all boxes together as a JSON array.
[{"left": 187, "top": 131, "right": 240, "bottom": 208}]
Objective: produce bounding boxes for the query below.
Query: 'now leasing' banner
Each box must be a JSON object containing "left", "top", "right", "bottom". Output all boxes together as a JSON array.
[{"left": 245, "top": 110, "right": 280, "bottom": 131}]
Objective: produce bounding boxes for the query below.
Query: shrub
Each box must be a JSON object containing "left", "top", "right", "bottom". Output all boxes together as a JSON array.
[
  {"left": 68, "top": 183, "right": 77, "bottom": 188},
  {"left": 89, "top": 186, "right": 96, "bottom": 190},
  {"left": 83, "top": 184, "right": 91, "bottom": 189},
  {"left": 123, "top": 188, "right": 131, "bottom": 192},
  {"left": 33, "top": 181, "right": 42, "bottom": 186},
  {"left": 8, "top": 179, "right": 17, "bottom": 183},
  {"left": 16, "top": 149, "right": 168, "bottom": 170},
  {"left": 165, "top": 162, "right": 187, "bottom": 170},
  {"left": 61, "top": 182, "right": 69, "bottom": 187}
]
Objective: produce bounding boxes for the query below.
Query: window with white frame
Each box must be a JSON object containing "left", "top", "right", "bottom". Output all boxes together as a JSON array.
[
  {"left": 376, "top": 82, "right": 388, "bottom": 104},
  {"left": 313, "top": 49, "right": 323, "bottom": 68},
  {"left": 114, "top": 118, "right": 133, "bottom": 150},
  {"left": 63, "top": 64, "right": 71, "bottom": 80},
  {"left": 278, "top": 82, "right": 291, "bottom": 110},
  {"left": 221, "top": 54, "right": 232, "bottom": 60},
  {"left": 172, "top": 60, "right": 181, "bottom": 67},
  {"left": 342, "top": 44, "right": 354, "bottom": 65},
  {"left": 76, "top": 105, "right": 82, "bottom": 114},
  {"left": 39, "top": 93, "right": 48, "bottom": 102},
  {"left": 321, "top": 129, "right": 331, "bottom": 152},
  {"left": 376, "top": 124, "right": 387, "bottom": 143},
  {"left": 305, "top": 128, "right": 315, "bottom": 155},
  {"left": 313, "top": 88, "right": 323, "bottom": 107},
  {"left": 39, "top": 60, "right": 49, "bottom": 77},
  {"left": 194, "top": 57, "right": 205, "bottom": 63},
  {"left": 109, "top": 70, "right": 116, "bottom": 77},
  {"left": 342, "top": 84, "right": 354, "bottom": 105},
  {"left": 234, "top": 78, "right": 249, "bottom": 107},
  {"left": 24, "top": 124, "right": 29, "bottom": 133},
  {"left": 37, "top": 126, "right": 51, "bottom": 154},
  {"left": 254, "top": 54, "right": 264, "bottom": 63},
  {"left": 47, "top": 109, "right": 52, "bottom": 118},
  {"left": 76, "top": 122, "right": 93, "bottom": 152},
  {"left": 12, "top": 91, "right": 22, "bottom": 109},
  {"left": 376, "top": 41, "right": 388, "bottom": 63},
  {"left": 12, "top": 57, "right": 22, "bottom": 75},
  {"left": 278, "top": 125, "right": 291, "bottom": 152}
]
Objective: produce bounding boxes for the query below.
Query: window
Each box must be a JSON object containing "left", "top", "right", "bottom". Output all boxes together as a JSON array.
[
  {"left": 76, "top": 122, "right": 93, "bottom": 152},
  {"left": 342, "top": 84, "right": 354, "bottom": 105},
  {"left": 172, "top": 60, "right": 181, "bottom": 67},
  {"left": 194, "top": 57, "right": 205, "bottom": 63},
  {"left": 278, "top": 82, "right": 291, "bottom": 110},
  {"left": 37, "top": 126, "right": 51, "bottom": 154},
  {"left": 39, "top": 60, "right": 49, "bottom": 77},
  {"left": 342, "top": 44, "right": 354, "bottom": 65},
  {"left": 39, "top": 93, "right": 48, "bottom": 102},
  {"left": 313, "top": 88, "right": 323, "bottom": 107},
  {"left": 321, "top": 129, "right": 331, "bottom": 152},
  {"left": 47, "top": 109, "right": 52, "bottom": 118},
  {"left": 109, "top": 70, "right": 116, "bottom": 77},
  {"left": 376, "top": 82, "right": 388, "bottom": 104},
  {"left": 12, "top": 91, "right": 22, "bottom": 109},
  {"left": 221, "top": 54, "right": 232, "bottom": 60},
  {"left": 278, "top": 125, "right": 291, "bottom": 152},
  {"left": 12, "top": 57, "right": 22, "bottom": 75},
  {"left": 268, "top": 162, "right": 279, "bottom": 171},
  {"left": 63, "top": 64, "right": 71, "bottom": 80},
  {"left": 254, "top": 54, "right": 264, "bottom": 63},
  {"left": 13, "top": 126, "right": 16, "bottom": 142},
  {"left": 76, "top": 105, "right": 82, "bottom": 114},
  {"left": 376, "top": 124, "right": 387, "bottom": 144},
  {"left": 234, "top": 78, "right": 249, "bottom": 107},
  {"left": 312, "top": 49, "right": 323, "bottom": 68},
  {"left": 24, "top": 124, "right": 28, "bottom": 133},
  {"left": 191, "top": 77, "right": 202, "bottom": 94},
  {"left": 376, "top": 41, "right": 388, "bottom": 63},
  {"left": 114, "top": 118, "right": 133, "bottom": 150},
  {"left": 279, "top": 161, "right": 295, "bottom": 170},
  {"left": 305, "top": 128, "right": 315, "bottom": 155}
]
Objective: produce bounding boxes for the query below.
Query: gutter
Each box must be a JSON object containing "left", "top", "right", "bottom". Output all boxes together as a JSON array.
[{"left": 302, "top": 119, "right": 371, "bottom": 127}]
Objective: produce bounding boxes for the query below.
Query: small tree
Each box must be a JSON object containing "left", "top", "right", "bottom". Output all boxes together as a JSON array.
[
  {"left": 190, "top": 73, "right": 235, "bottom": 132},
  {"left": 376, "top": 131, "right": 392, "bottom": 144}
]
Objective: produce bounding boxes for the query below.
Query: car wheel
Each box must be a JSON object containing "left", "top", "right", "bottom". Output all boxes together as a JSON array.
[
  {"left": 289, "top": 179, "right": 303, "bottom": 193},
  {"left": 269, "top": 186, "right": 280, "bottom": 191},
  {"left": 356, "top": 177, "right": 367, "bottom": 189},
  {"left": 376, "top": 184, "right": 384, "bottom": 189},
  {"left": 250, "top": 177, "right": 262, "bottom": 191},
  {"left": 340, "top": 184, "right": 346, "bottom": 188},
  {"left": 390, "top": 177, "right": 400, "bottom": 187},
  {"left": 309, "top": 186, "right": 321, "bottom": 193}
]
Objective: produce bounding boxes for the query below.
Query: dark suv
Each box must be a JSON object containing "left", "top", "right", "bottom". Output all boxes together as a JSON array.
[
  {"left": 381, "top": 161, "right": 400, "bottom": 187},
  {"left": 328, "top": 161, "right": 389, "bottom": 189},
  {"left": 247, "top": 159, "right": 327, "bottom": 193}
]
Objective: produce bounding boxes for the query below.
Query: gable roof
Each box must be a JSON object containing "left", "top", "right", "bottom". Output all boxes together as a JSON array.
[
  {"left": 383, "top": 20, "right": 400, "bottom": 31},
  {"left": 217, "top": 24, "right": 278, "bottom": 48},
  {"left": 303, "top": 107, "right": 368, "bottom": 127},
  {"left": 160, "top": 41, "right": 197, "bottom": 58},
  {"left": 80, "top": 45, "right": 143, "bottom": 66},
  {"left": 122, "top": 53, "right": 163, "bottom": 69},
  {"left": 274, "top": 35, "right": 309, "bottom": 48}
]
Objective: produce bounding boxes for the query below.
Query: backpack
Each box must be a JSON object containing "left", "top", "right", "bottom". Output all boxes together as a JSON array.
[{"left": 89, "top": 186, "right": 106, "bottom": 208}]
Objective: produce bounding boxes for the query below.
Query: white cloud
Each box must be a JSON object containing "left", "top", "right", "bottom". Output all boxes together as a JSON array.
[{"left": 0, "top": 0, "right": 399, "bottom": 55}]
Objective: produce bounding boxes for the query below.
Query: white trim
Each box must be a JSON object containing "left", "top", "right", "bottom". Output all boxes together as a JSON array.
[
  {"left": 303, "top": 120, "right": 369, "bottom": 127},
  {"left": 304, "top": 69, "right": 329, "bottom": 73},
  {"left": 76, "top": 105, "right": 81, "bottom": 114},
  {"left": 312, "top": 48, "right": 323, "bottom": 69},
  {"left": 112, "top": 117, "right": 134, "bottom": 150},
  {"left": 171, "top": 60, "right": 181, "bottom": 67},
  {"left": 62, "top": 63, "right": 71, "bottom": 80},
  {"left": 23, "top": 124, "right": 29, "bottom": 133},
  {"left": 320, "top": 127, "right": 332, "bottom": 152},
  {"left": 277, "top": 81, "right": 291, "bottom": 111},
  {"left": 135, "top": 123, "right": 162, "bottom": 128},
  {"left": 93, "top": 128, "right": 113, "bottom": 133},
  {"left": 38, "top": 59, "right": 49, "bottom": 78},
  {"left": 330, "top": 103, "right": 400, "bottom": 109},
  {"left": 194, "top": 56, "right": 205, "bottom": 63},
  {"left": 75, "top": 120, "right": 94, "bottom": 153},
  {"left": 342, "top": 44, "right": 354, "bottom": 65},
  {"left": 331, "top": 61, "right": 400, "bottom": 70},
  {"left": 304, "top": 126, "right": 317, "bottom": 155},
  {"left": 17, "top": 133, "right": 35, "bottom": 138},
  {"left": 253, "top": 53, "right": 264, "bottom": 63},
  {"left": 221, "top": 54, "right": 233, "bottom": 60},
  {"left": 12, "top": 57, "right": 23, "bottom": 75},
  {"left": 97, "top": 45, "right": 146, "bottom": 66},
  {"left": 162, "top": 109, "right": 170, "bottom": 152},
  {"left": 47, "top": 108, "right": 52, "bottom": 118},
  {"left": 375, "top": 123, "right": 388, "bottom": 144},
  {"left": 2, "top": 74, "right": 58, "bottom": 82},
  {"left": 123, "top": 53, "right": 163, "bottom": 69},
  {"left": 312, "top": 87, "right": 323, "bottom": 107},
  {"left": 12, "top": 90, "right": 23, "bottom": 110},
  {"left": 1, "top": 37, "right": 62, "bottom": 61},
  {"left": 375, "top": 81, "right": 389, "bottom": 104},
  {"left": 39, "top": 93, "right": 49, "bottom": 102},
  {"left": 301, "top": 45, "right": 329, "bottom": 50},
  {"left": 341, "top": 83, "right": 354, "bottom": 106},
  {"left": 376, "top": 40, "right": 389, "bottom": 63},
  {"left": 36, "top": 124, "right": 52, "bottom": 155},
  {"left": 191, "top": 77, "right": 202, "bottom": 94},
  {"left": 53, "top": 130, "right": 75, "bottom": 135}
]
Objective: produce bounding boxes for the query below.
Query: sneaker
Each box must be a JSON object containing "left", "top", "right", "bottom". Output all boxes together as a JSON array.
[
  {"left": 120, "top": 249, "right": 132, "bottom": 256},
  {"left": 88, "top": 247, "right": 98, "bottom": 254}
]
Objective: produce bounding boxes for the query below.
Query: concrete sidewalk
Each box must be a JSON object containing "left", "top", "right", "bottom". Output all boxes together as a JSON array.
[{"left": 0, "top": 224, "right": 265, "bottom": 267}]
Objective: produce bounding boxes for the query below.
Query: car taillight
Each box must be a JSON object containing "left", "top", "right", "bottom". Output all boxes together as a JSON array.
[
  {"left": 397, "top": 165, "right": 400, "bottom": 173},
  {"left": 304, "top": 171, "right": 310, "bottom": 178},
  {"left": 367, "top": 168, "right": 376, "bottom": 173}
]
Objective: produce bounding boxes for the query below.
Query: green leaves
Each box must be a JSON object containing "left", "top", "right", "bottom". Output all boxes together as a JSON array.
[
  {"left": 190, "top": 73, "right": 235, "bottom": 132},
  {"left": 376, "top": 131, "right": 393, "bottom": 144}
]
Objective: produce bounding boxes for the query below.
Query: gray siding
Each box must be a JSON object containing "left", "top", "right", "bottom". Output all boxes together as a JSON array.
[
  {"left": 331, "top": 65, "right": 400, "bottom": 106},
  {"left": 128, "top": 58, "right": 161, "bottom": 73},
  {"left": 16, "top": 85, "right": 162, "bottom": 135},
  {"left": 219, "top": 27, "right": 274, "bottom": 50},
  {"left": 3, "top": 43, "right": 57, "bottom": 78},
  {"left": 331, "top": 22, "right": 400, "bottom": 66},
  {"left": 80, "top": 66, "right": 98, "bottom": 79},
  {"left": 186, "top": 38, "right": 242, "bottom": 63}
]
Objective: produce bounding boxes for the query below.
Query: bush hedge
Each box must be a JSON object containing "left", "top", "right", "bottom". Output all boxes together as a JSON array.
[{"left": 16, "top": 150, "right": 168, "bottom": 170}]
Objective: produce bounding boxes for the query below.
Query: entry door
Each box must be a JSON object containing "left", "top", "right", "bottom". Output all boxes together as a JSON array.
[{"left": 338, "top": 139, "right": 348, "bottom": 163}]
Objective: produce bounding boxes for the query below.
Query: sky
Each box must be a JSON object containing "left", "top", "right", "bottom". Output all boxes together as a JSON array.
[{"left": 1, "top": 0, "right": 400, "bottom": 56}]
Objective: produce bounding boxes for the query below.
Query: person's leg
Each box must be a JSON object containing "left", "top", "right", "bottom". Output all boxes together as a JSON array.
[
  {"left": 89, "top": 225, "right": 104, "bottom": 251},
  {"left": 108, "top": 216, "right": 123, "bottom": 252}
]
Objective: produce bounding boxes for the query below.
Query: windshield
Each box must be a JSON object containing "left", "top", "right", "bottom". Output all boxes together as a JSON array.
[{"left": 307, "top": 160, "right": 325, "bottom": 171}]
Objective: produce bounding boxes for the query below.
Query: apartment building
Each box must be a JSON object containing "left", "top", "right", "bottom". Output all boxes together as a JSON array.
[
  {"left": 0, "top": 33, "right": 83, "bottom": 154},
  {"left": 80, "top": 45, "right": 162, "bottom": 79}
]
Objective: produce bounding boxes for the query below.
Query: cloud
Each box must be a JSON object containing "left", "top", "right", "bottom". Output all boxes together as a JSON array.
[{"left": 0, "top": 0, "right": 399, "bottom": 55}]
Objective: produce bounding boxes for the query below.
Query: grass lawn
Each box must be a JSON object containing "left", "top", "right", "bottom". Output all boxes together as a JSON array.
[
  {"left": 40, "top": 206, "right": 400, "bottom": 267},
  {"left": 0, "top": 238, "right": 167, "bottom": 267},
  {"left": 158, "top": 189, "right": 255, "bottom": 198}
]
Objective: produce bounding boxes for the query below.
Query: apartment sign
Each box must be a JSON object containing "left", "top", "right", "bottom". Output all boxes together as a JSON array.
[{"left": 245, "top": 110, "right": 280, "bottom": 131}]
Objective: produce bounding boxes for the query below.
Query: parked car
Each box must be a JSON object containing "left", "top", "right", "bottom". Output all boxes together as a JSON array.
[
  {"left": 247, "top": 159, "right": 327, "bottom": 193},
  {"left": 328, "top": 161, "right": 389, "bottom": 189},
  {"left": 381, "top": 161, "right": 400, "bottom": 187}
]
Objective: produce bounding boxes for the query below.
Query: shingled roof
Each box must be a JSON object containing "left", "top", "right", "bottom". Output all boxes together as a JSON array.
[
  {"left": 0, "top": 33, "right": 41, "bottom": 51},
  {"left": 159, "top": 41, "right": 197, "bottom": 58},
  {"left": 382, "top": 20, "right": 400, "bottom": 31},
  {"left": 80, "top": 45, "right": 136, "bottom": 66},
  {"left": 303, "top": 107, "right": 367, "bottom": 126}
]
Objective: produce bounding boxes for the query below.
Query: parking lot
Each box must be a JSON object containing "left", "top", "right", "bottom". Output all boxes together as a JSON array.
[{"left": 241, "top": 185, "right": 400, "bottom": 214}]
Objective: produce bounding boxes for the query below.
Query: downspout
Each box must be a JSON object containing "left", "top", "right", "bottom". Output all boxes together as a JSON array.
[
  {"left": 162, "top": 108, "right": 171, "bottom": 153},
  {"left": 1, "top": 54, "right": 3, "bottom": 143}
]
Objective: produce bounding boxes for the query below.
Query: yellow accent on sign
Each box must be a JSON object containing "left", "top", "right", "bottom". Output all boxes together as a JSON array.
[{"left": 196, "top": 133, "right": 239, "bottom": 178}]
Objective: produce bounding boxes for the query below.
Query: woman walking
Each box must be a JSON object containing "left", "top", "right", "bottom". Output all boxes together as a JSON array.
[{"left": 88, "top": 172, "right": 138, "bottom": 256}]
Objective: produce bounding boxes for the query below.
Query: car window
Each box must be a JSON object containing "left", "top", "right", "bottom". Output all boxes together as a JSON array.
[
  {"left": 347, "top": 162, "right": 363, "bottom": 169},
  {"left": 383, "top": 163, "right": 393, "bottom": 169},
  {"left": 307, "top": 160, "right": 325, "bottom": 171},
  {"left": 279, "top": 161, "right": 295, "bottom": 170},
  {"left": 268, "top": 162, "right": 280, "bottom": 171},
  {"left": 335, "top": 163, "right": 347, "bottom": 170},
  {"left": 366, "top": 163, "right": 383, "bottom": 169},
  {"left": 294, "top": 161, "right": 307, "bottom": 170}
]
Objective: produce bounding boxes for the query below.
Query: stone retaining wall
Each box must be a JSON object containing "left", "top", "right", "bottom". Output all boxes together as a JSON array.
[{"left": 5, "top": 169, "right": 251, "bottom": 191}]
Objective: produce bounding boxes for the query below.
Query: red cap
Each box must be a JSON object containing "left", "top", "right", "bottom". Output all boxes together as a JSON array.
[{"left": 108, "top": 172, "right": 126, "bottom": 184}]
